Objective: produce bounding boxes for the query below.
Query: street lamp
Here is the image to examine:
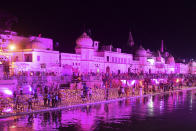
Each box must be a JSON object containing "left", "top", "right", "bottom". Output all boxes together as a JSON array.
[
  {"left": 8, "top": 44, "right": 16, "bottom": 76},
  {"left": 9, "top": 44, "right": 16, "bottom": 51}
]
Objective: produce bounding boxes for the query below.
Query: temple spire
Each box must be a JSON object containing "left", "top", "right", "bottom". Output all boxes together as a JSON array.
[
  {"left": 161, "top": 40, "right": 164, "bottom": 53},
  {"left": 127, "top": 32, "right": 134, "bottom": 47}
]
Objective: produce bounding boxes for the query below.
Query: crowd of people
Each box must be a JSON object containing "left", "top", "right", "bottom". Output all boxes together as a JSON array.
[
  {"left": 101, "top": 73, "right": 196, "bottom": 99},
  {"left": 42, "top": 85, "right": 62, "bottom": 108},
  {"left": 11, "top": 83, "right": 62, "bottom": 112},
  {"left": 1, "top": 72, "right": 196, "bottom": 115}
]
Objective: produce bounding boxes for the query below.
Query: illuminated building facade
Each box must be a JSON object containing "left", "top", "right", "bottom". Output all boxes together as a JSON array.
[{"left": 0, "top": 30, "right": 192, "bottom": 76}]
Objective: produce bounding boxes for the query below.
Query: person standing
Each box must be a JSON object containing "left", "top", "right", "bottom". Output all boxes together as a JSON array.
[
  {"left": 105, "top": 87, "right": 109, "bottom": 100},
  {"left": 43, "top": 93, "right": 47, "bottom": 106},
  {"left": 83, "top": 82, "right": 88, "bottom": 99},
  {"left": 20, "top": 86, "right": 23, "bottom": 95},
  {"left": 58, "top": 91, "right": 62, "bottom": 104},
  {"left": 44, "top": 86, "right": 48, "bottom": 94},
  {"left": 88, "top": 87, "right": 92, "bottom": 100},
  {"left": 33, "top": 91, "right": 38, "bottom": 106},
  {"left": 125, "top": 83, "right": 129, "bottom": 97},
  {"left": 47, "top": 93, "right": 51, "bottom": 107},
  {"left": 81, "top": 89, "right": 85, "bottom": 103},
  {"left": 139, "top": 86, "right": 143, "bottom": 96},
  {"left": 28, "top": 97, "right": 33, "bottom": 111},
  {"left": 52, "top": 93, "right": 55, "bottom": 107},
  {"left": 13, "top": 91, "right": 17, "bottom": 105},
  {"left": 118, "top": 85, "right": 122, "bottom": 98},
  {"left": 132, "top": 84, "right": 135, "bottom": 96},
  {"left": 121, "top": 86, "right": 125, "bottom": 96},
  {"left": 55, "top": 93, "right": 58, "bottom": 107}
]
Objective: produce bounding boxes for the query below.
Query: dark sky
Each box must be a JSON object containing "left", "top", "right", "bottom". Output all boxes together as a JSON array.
[{"left": 0, "top": 0, "right": 195, "bottom": 59}]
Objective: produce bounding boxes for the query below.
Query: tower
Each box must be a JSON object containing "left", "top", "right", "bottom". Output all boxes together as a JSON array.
[
  {"left": 127, "top": 32, "right": 134, "bottom": 47},
  {"left": 161, "top": 40, "right": 164, "bottom": 53}
]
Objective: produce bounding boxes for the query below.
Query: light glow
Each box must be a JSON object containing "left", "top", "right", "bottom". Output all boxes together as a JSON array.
[
  {"left": 121, "top": 80, "right": 126, "bottom": 85},
  {"left": 131, "top": 80, "right": 136, "bottom": 86},
  {"left": 29, "top": 86, "right": 32, "bottom": 92},
  {"left": 139, "top": 80, "right": 143, "bottom": 86},
  {"left": 3, "top": 107, "right": 12, "bottom": 113},
  {"left": 3, "top": 89, "right": 13, "bottom": 95},
  {"left": 147, "top": 59, "right": 155, "bottom": 65},
  {"left": 152, "top": 79, "right": 159, "bottom": 84},
  {"left": 9, "top": 45, "right": 16, "bottom": 51}
]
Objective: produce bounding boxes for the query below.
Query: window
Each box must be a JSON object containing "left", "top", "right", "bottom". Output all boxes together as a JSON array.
[
  {"left": 24, "top": 54, "right": 32, "bottom": 62},
  {"left": 37, "top": 56, "right": 40, "bottom": 61},
  {"left": 121, "top": 58, "right": 123, "bottom": 63},
  {"left": 124, "top": 58, "right": 126, "bottom": 63},
  {"left": 15, "top": 56, "right": 18, "bottom": 62},
  {"left": 107, "top": 56, "right": 109, "bottom": 62},
  {"left": 112, "top": 57, "right": 114, "bottom": 62},
  {"left": 2, "top": 39, "right": 6, "bottom": 43}
]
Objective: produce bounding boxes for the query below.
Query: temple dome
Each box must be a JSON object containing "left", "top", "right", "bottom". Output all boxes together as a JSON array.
[
  {"left": 166, "top": 55, "right": 175, "bottom": 64},
  {"left": 136, "top": 45, "right": 146, "bottom": 56},
  {"left": 76, "top": 32, "right": 93, "bottom": 48}
]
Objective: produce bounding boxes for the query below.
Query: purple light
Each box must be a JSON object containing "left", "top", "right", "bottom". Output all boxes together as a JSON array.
[
  {"left": 121, "top": 80, "right": 126, "bottom": 85},
  {"left": 3, "top": 108, "right": 12, "bottom": 113},
  {"left": 147, "top": 58, "right": 155, "bottom": 65},
  {"left": 127, "top": 80, "right": 136, "bottom": 86},
  {"left": 29, "top": 86, "right": 32, "bottom": 92},
  {"left": 152, "top": 79, "right": 159, "bottom": 84},
  {"left": 130, "top": 80, "right": 136, "bottom": 86},
  {"left": 176, "top": 78, "right": 180, "bottom": 83}
]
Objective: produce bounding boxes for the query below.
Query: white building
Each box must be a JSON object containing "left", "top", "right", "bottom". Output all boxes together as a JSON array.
[{"left": 0, "top": 30, "right": 191, "bottom": 75}]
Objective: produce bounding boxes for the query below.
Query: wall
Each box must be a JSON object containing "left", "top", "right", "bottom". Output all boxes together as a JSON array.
[
  {"left": 103, "top": 51, "right": 133, "bottom": 73},
  {"left": 29, "top": 36, "right": 53, "bottom": 50}
]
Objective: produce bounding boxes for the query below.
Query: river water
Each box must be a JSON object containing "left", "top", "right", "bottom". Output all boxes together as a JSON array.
[{"left": 1, "top": 89, "right": 196, "bottom": 131}]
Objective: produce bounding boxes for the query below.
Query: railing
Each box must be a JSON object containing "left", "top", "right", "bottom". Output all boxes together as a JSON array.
[
  {"left": 3, "top": 76, "right": 73, "bottom": 86},
  {"left": 1, "top": 73, "right": 196, "bottom": 86}
]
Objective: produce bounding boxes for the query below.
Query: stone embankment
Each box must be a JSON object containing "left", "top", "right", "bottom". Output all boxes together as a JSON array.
[{"left": 0, "top": 86, "right": 196, "bottom": 118}]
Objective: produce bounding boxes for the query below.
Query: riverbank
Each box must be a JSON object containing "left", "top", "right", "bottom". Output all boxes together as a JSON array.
[{"left": 1, "top": 86, "right": 196, "bottom": 118}]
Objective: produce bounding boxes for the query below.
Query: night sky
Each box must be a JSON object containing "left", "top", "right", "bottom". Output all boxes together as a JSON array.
[{"left": 0, "top": 1, "right": 195, "bottom": 59}]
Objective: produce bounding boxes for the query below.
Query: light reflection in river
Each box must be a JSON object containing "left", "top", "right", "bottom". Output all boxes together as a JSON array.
[{"left": 1, "top": 90, "right": 196, "bottom": 131}]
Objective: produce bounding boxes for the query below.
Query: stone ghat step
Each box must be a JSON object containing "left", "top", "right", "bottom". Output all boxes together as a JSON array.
[{"left": 1, "top": 87, "right": 196, "bottom": 119}]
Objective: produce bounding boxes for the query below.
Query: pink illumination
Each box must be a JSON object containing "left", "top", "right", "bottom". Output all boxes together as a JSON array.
[
  {"left": 127, "top": 80, "right": 136, "bottom": 86},
  {"left": 28, "top": 85, "right": 32, "bottom": 92},
  {"left": 176, "top": 78, "right": 180, "bottom": 83},
  {"left": 121, "top": 80, "right": 127, "bottom": 85},
  {"left": 3, "top": 108, "right": 12, "bottom": 113},
  {"left": 3, "top": 89, "right": 13, "bottom": 95},
  {"left": 152, "top": 79, "right": 159, "bottom": 84},
  {"left": 9, "top": 44, "right": 16, "bottom": 51},
  {"left": 147, "top": 59, "right": 155, "bottom": 65},
  {"left": 139, "top": 80, "right": 143, "bottom": 86},
  {"left": 161, "top": 40, "right": 164, "bottom": 53},
  {"left": 131, "top": 80, "right": 136, "bottom": 86}
]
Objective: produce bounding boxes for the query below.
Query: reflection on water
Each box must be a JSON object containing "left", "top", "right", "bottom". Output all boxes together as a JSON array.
[{"left": 1, "top": 90, "right": 196, "bottom": 131}]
